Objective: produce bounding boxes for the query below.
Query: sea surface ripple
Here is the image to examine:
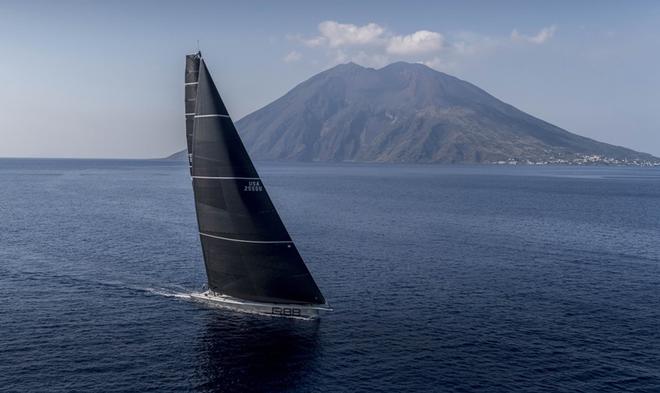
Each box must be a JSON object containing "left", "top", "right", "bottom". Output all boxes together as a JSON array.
[{"left": 1, "top": 159, "right": 659, "bottom": 392}]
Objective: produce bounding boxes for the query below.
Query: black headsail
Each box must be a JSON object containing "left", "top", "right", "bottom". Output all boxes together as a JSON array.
[{"left": 185, "top": 52, "right": 326, "bottom": 305}]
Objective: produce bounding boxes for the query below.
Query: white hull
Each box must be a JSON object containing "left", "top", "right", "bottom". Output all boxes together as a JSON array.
[{"left": 190, "top": 290, "right": 332, "bottom": 320}]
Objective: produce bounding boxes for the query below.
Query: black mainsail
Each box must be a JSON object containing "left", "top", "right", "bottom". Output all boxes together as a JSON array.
[{"left": 185, "top": 52, "right": 326, "bottom": 307}]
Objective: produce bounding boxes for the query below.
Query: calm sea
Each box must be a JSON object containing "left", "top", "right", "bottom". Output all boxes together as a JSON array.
[{"left": 1, "top": 159, "right": 659, "bottom": 392}]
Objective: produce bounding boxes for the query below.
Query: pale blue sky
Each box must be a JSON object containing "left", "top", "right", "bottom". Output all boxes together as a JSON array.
[{"left": 1, "top": 1, "right": 659, "bottom": 158}]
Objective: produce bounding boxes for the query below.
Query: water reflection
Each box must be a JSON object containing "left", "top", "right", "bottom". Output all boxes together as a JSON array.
[{"left": 194, "top": 310, "right": 322, "bottom": 392}]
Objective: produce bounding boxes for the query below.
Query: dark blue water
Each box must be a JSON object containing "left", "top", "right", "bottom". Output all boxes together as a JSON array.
[{"left": 1, "top": 159, "right": 659, "bottom": 392}]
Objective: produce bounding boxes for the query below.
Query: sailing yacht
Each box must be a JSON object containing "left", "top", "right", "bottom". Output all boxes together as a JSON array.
[{"left": 184, "top": 52, "right": 330, "bottom": 319}]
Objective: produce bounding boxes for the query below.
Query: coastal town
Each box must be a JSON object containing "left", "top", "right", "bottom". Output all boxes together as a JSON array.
[{"left": 491, "top": 153, "right": 660, "bottom": 166}]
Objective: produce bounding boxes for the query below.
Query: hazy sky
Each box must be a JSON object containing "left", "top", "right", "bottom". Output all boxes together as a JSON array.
[{"left": 1, "top": 1, "right": 660, "bottom": 158}]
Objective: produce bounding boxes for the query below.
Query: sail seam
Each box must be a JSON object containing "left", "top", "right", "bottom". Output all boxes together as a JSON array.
[
  {"left": 192, "top": 176, "right": 260, "bottom": 180},
  {"left": 184, "top": 82, "right": 199, "bottom": 86},
  {"left": 195, "top": 114, "right": 230, "bottom": 118},
  {"left": 200, "top": 232, "right": 292, "bottom": 244}
]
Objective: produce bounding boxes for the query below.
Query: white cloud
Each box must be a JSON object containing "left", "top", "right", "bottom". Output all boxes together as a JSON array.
[
  {"left": 306, "top": 21, "right": 443, "bottom": 55},
  {"left": 351, "top": 51, "right": 390, "bottom": 68},
  {"left": 302, "top": 36, "right": 327, "bottom": 48},
  {"left": 316, "top": 21, "right": 386, "bottom": 47},
  {"left": 283, "top": 50, "right": 302, "bottom": 63},
  {"left": 294, "top": 21, "right": 445, "bottom": 68},
  {"left": 386, "top": 30, "right": 444, "bottom": 55},
  {"left": 288, "top": 21, "right": 556, "bottom": 71},
  {"left": 511, "top": 25, "right": 557, "bottom": 44}
]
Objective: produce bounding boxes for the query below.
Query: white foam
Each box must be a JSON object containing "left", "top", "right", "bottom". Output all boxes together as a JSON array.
[{"left": 140, "top": 287, "right": 192, "bottom": 299}]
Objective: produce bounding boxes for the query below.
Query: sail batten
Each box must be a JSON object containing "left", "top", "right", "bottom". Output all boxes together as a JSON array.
[
  {"left": 192, "top": 176, "right": 261, "bottom": 180},
  {"left": 185, "top": 52, "right": 326, "bottom": 306},
  {"left": 200, "top": 232, "right": 293, "bottom": 244}
]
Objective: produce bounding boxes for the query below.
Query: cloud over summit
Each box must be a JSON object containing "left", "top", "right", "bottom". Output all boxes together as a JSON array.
[
  {"left": 386, "top": 30, "right": 444, "bottom": 55},
  {"left": 317, "top": 21, "right": 385, "bottom": 47},
  {"left": 287, "top": 21, "right": 557, "bottom": 70}
]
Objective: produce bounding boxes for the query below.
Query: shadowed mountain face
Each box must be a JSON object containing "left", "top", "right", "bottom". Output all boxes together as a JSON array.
[{"left": 172, "top": 62, "right": 656, "bottom": 163}]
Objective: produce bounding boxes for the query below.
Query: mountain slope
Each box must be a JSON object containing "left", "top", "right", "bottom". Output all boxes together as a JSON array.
[{"left": 172, "top": 62, "right": 657, "bottom": 164}]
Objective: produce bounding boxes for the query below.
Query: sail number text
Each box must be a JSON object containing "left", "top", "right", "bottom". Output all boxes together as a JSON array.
[
  {"left": 271, "top": 307, "right": 302, "bottom": 317},
  {"left": 243, "top": 181, "right": 263, "bottom": 192}
]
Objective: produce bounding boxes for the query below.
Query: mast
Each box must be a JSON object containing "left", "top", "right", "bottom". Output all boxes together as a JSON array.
[{"left": 185, "top": 53, "right": 326, "bottom": 305}]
